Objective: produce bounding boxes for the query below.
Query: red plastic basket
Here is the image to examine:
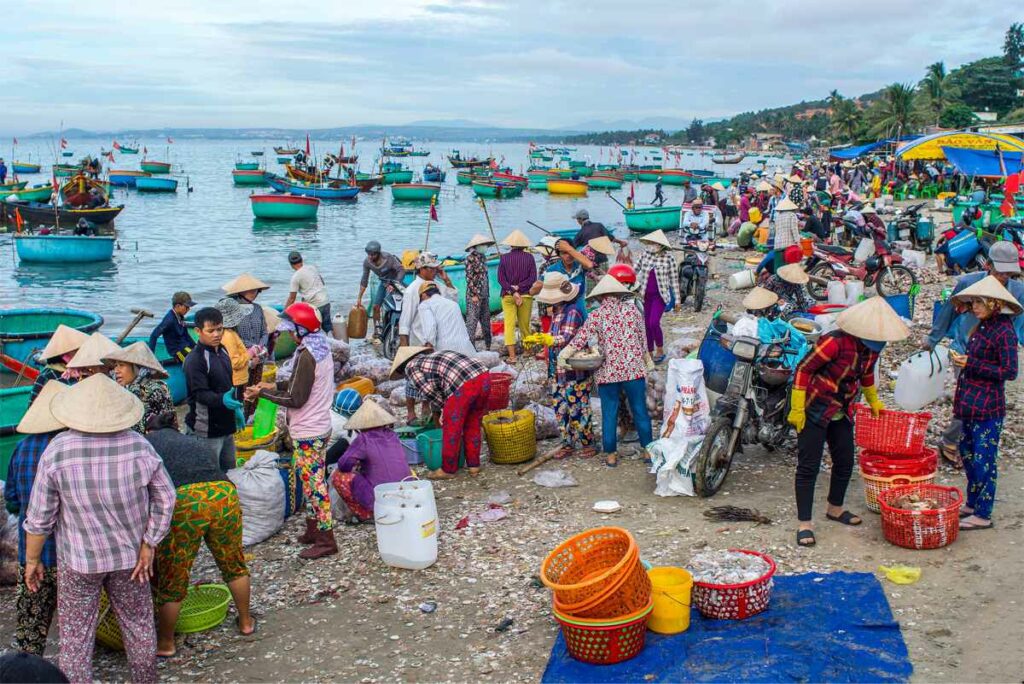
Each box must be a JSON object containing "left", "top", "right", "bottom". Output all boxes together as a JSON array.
[
  {"left": 854, "top": 404, "right": 931, "bottom": 456},
  {"left": 878, "top": 484, "right": 962, "bottom": 550},
  {"left": 486, "top": 372, "right": 512, "bottom": 411},
  {"left": 860, "top": 448, "right": 937, "bottom": 477},
  {"left": 555, "top": 600, "right": 652, "bottom": 665},
  {"left": 691, "top": 550, "right": 776, "bottom": 620}
]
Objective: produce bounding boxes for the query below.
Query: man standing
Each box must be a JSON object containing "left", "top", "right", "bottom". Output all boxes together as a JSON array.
[
  {"left": 183, "top": 307, "right": 241, "bottom": 471},
  {"left": 149, "top": 291, "right": 196, "bottom": 363},
  {"left": 0, "top": 158, "right": 7, "bottom": 184},
  {"left": 356, "top": 241, "right": 405, "bottom": 339},
  {"left": 399, "top": 252, "right": 455, "bottom": 423},
  {"left": 681, "top": 179, "right": 698, "bottom": 204},
  {"left": 414, "top": 283, "right": 476, "bottom": 355},
  {"left": 571, "top": 209, "right": 626, "bottom": 267},
  {"left": 285, "top": 251, "right": 331, "bottom": 333}
]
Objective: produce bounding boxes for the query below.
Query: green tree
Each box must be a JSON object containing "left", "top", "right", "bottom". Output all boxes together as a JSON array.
[
  {"left": 827, "top": 90, "right": 844, "bottom": 108},
  {"left": 1005, "top": 22, "right": 1024, "bottom": 66},
  {"left": 918, "top": 61, "right": 960, "bottom": 126},
  {"left": 685, "top": 118, "right": 706, "bottom": 143},
  {"left": 947, "top": 57, "right": 1022, "bottom": 116},
  {"left": 938, "top": 103, "right": 979, "bottom": 128},
  {"left": 830, "top": 98, "right": 862, "bottom": 143},
  {"left": 867, "top": 83, "right": 920, "bottom": 138}
]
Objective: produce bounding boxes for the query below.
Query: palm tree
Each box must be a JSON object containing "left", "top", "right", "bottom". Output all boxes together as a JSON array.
[
  {"left": 827, "top": 90, "right": 844, "bottom": 109},
  {"left": 831, "top": 99, "right": 862, "bottom": 143},
  {"left": 869, "top": 83, "right": 919, "bottom": 138},
  {"left": 918, "top": 61, "right": 959, "bottom": 126}
]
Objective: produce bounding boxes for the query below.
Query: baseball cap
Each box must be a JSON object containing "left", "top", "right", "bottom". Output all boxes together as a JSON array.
[
  {"left": 415, "top": 251, "right": 441, "bottom": 269},
  {"left": 572, "top": 209, "right": 589, "bottom": 221},
  {"left": 287, "top": 251, "right": 303, "bottom": 264},
  {"left": 989, "top": 240, "right": 1021, "bottom": 274},
  {"left": 172, "top": 291, "right": 196, "bottom": 307}
]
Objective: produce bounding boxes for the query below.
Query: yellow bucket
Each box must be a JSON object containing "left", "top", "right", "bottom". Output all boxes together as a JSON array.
[{"left": 647, "top": 567, "right": 692, "bottom": 634}]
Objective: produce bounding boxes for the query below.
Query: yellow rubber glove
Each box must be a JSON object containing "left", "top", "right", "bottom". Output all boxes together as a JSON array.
[
  {"left": 787, "top": 388, "right": 807, "bottom": 433},
  {"left": 862, "top": 385, "right": 885, "bottom": 417}
]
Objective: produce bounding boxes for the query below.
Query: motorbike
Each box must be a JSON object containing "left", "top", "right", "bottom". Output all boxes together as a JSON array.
[
  {"left": 891, "top": 202, "right": 933, "bottom": 253},
  {"left": 378, "top": 279, "right": 406, "bottom": 361},
  {"left": 677, "top": 227, "right": 715, "bottom": 313},
  {"left": 693, "top": 311, "right": 795, "bottom": 497},
  {"left": 804, "top": 238, "right": 917, "bottom": 301}
]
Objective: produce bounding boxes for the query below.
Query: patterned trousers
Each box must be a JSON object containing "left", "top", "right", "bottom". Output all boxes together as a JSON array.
[
  {"left": 155, "top": 482, "right": 249, "bottom": 605},
  {"left": 441, "top": 373, "right": 492, "bottom": 473},
  {"left": 553, "top": 378, "right": 595, "bottom": 449},
  {"left": 330, "top": 471, "right": 373, "bottom": 521},
  {"left": 465, "top": 298, "right": 492, "bottom": 349},
  {"left": 16, "top": 565, "right": 57, "bottom": 655},
  {"left": 58, "top": 566, "right": 157, "bottom": 684},
  {"left": 294, "top": 432, "right": 334, "bottom": 530},
  {"left": 959, "top": 417, "right": 1003, "bottom": 519}
]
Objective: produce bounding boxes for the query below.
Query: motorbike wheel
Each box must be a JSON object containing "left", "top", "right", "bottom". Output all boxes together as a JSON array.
[
  {"left": 694, "top": 270, "right": 707, "bottom": 312},
  {"left": 677, "top": 264, "right": 692, "bottom": 305},
  {"left": 875, "top": 264, "right": 917, "bottom": 297},
  {"left": 692, "top": 416, "right": 736, "bottom": 497},
  {"left": 382, "top": 324, "right": 400, "bottom": 361},
  {"left": 806, "top": 262, "right": 835, "bottom": 301}
]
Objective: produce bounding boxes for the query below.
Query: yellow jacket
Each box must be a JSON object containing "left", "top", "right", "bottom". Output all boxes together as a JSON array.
[{"left": 222, "top": 329, "right": 250, "bottom": 386}]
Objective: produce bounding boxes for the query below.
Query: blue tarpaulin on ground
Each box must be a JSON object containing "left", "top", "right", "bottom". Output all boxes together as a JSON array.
[
  {"left": 942, "top": 146, "right": 1024, "bottom": 178},
  {"left": 542, "top": 572, "right": 912, "bottom": 683}
]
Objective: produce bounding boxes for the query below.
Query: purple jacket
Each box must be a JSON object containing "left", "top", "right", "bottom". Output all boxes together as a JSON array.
[{"left": 337, "top": 429, "right": 411, "bottom": 510}]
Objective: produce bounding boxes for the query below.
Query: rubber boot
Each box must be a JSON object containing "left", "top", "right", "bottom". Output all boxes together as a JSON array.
[
  {"left": 296, "top": 517, "right": 317, "bottom": 545},
  {"left": 299, "top": 529, "right": 338, "bottom": 560}
]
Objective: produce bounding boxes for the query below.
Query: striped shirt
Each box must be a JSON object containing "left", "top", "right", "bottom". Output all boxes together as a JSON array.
[
  {"left": 404, "top": 351, "right": 487, "bottom": 412},
  {"left": 498, "top": 249, "right": 538, "bottom": 296},
  {"left": 24, "top": 429, "right": 176, "bottom": 574},
  {"left": 773, "top": 211, "right": 801, "bottom": 250}
]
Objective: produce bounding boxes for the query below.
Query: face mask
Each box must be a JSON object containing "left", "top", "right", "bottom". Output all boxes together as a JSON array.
[
  {"left": 644, "top": 244, "right": 660, "bottom": 254},
  {"left": 860, "top": 339, "right": 886, "bottom": 353},
  {"left": 474, "top": 245, "right": 487, "bottom": 253}
]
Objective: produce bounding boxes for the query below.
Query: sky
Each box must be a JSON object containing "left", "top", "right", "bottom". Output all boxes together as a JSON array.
[{"left": 2, "top": 0, "right": 1020, "bottom": 134}]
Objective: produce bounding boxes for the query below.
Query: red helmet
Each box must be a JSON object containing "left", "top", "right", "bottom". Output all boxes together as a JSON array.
[
  {"left": 783, "top": 245, "right": 803, "bottom": 264},
  {"left": 608, "top": 263, "right": 637, "bottom": 285},
  {"left": 282, "top": 302, "right": 321, "bottom": 332}
]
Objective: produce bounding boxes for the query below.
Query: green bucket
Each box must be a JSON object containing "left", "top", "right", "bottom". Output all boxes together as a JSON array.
[{"left": 415, "top": 428, "right": 464, "bottom": 470}]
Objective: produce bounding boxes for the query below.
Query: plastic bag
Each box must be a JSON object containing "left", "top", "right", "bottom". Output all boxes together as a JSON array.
[
  {"left": 375, "top": 379, "right": 403, "bottom": 398},
  {"left": 510, "top": 367, "right": 548, "bottom": 409},
  {"left": 660, "top": 358, "right": 711, "bottom": 440},
  {"left": 491, "top": 361, "right": 519, "bottom": 380},
  {"left": 327, "top": 411, "right": 356, "bottom": 449},
  {"left": 731, "top": 314, "right": 759, "bottom": 339},
  {"left": 879, "top": 565, "right": 921, "bottom": 585},
  {"left": 474, "top": 350, "right": 501, "bottom": 368},
  {"left": 647, "top": 437, "right": 701, "bottom": 497},
  {"left": 389, "top": 385, "right": 407, "bottom": 407},
  {"left": 328, "top": 337, "right": 351, "bottom": 384},
  {"left": 666, "top": 337, "right": 700, "bottom": 360},
  {"left": 524, "top": 402, "right": 559, "bottom": 439},
  {"left": 228, "top": 450, "right": 286, "bottom": 546},
  {"left": 532, "top": 469, "right": 578, "bottom": 488}
]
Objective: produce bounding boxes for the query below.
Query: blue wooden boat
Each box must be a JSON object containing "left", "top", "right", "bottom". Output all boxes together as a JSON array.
[
  {"left": 423, "top": 166, "right": 446, "bottom": 183},
  {"left": 108, "top": 169, "right": 151, "bottom": 187},
  {"left": 14, "top": 235, "right": 116, "bottom": 263},
  {"left": 265, "top": 174, "right": 359, "bottom": 200},
  {"left": 135, "top": 176, "right": 178, "bottom": 192},
  {"left": 12, "top": 162, "right": 41, "bottom": 174},
  {"left": 0, "top": 308, "right": 104, "bottom": 369}
]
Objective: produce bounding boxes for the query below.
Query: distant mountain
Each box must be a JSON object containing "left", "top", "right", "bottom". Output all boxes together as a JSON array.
[
  {"left": 567, "top": 117, "right": 699, "bottom": 133},
  {"left": 403, "top": 119, "right": 494, "bottom": 128}
]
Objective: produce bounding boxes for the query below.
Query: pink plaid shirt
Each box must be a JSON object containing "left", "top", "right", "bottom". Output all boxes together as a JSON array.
[{"left": 24, "top": 429, "right": 175, "bottom": 574}]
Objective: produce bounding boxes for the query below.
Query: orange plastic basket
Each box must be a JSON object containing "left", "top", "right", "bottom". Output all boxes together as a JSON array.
[
  {"left": 554, "top": 553, "right": 652, "bottom": 620},
  {"left": 878, "top": 484, "right": 962, "bottom": 550},
  {"left": 555, "top": 600, "right": 653, "bottom": 665},
  {"left": 541, "top": 527, "right": 638, "bottom": 607}
]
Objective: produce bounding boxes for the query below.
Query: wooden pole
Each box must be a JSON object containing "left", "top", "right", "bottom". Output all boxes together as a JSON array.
[
  {"left": 477, "top": 197, "right": 500, "bottom": 248},
  {"left": 423, "top": 196, "right": 435, "bottom": 250}
]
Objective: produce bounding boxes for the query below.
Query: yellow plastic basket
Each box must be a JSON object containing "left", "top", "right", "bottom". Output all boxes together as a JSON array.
[
  {"left": 483, "top": 409, "right": 536, "bottom": 465},
  {"left": 861, "top": 471, "right": 936, "bottom": 513},
  {"left": 234, "top": 426, "right": 279, "bottom": 466}
]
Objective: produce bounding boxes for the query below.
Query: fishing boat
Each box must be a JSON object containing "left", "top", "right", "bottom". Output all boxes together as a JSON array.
[
  {"left": 12, "top": 162, "right": 40, "bottom": 174},
  {"left": 409, "top": 150, "right": 431, "bottom": 157},
  {"left": 711, "top": 152, "right": 745, "bottom": 164},
  {"left": 352, "top": 173, "right": 383, "bottom": 191},
  {"left": 659, "top": 169, "right": 695, "bottom": 186},
  {"left": 456, "top": 170, "right": 491, "bottom": 185},
  {"left": 14, "top": 235, "right": 116, "bottom": 263},
  {"left": 251, "top": 150, "right": 264, "bottom": 157},
  {"left": 586, "top": 175, "right": 624, "bottom": 190},
  {"left": 546, "top": 179, "right": 588, "bottom": 196},
  {"left": 140, "top": 160, "right": 172, "bottom": 174},
  {"left": 492, "top": 172, "right": 527, "bottom": 186},
  {"left": 448, "top": 153, "right": 493, "bottom": 169},
  {"left": 0, "top": 383, "right": 32, "bottom": 476},
  {"left": 284, "top": 164, "right": 324, "bottom": 183},
  {"left": 277, "top": 156, "right": 293, "bottom": 164},
  {"left": 6, "top": 183, "right": 54, "bottom": 203},
  {"left": 250, "top": 193, "right": 320, "bottom": 220},
  {"left": 400, "top": 254, "right": 502, "bottom": 315},
  {"left": 637, "top": 170, "right": 663, "bottom": 182},
  {"left": 118, "top": 145, "right": 140, "bottom": 154},
  {"left": 381, "top": 163, "right": 413, "bottom": 185},
  {"left": 471, "top": 180, "right": 524, "bottom": 199},
  {"left": 622, "top": 206, "right": 682, "bottom": 233},
  {"left": 390, "top": 183, "right": 441, "bottom": 202},
  {"left": 232, "top": 170, "right": 269, "bottom": 186},
  {"left": 108, "top": 169, "right": 151, "bottom": 187},
  {"left": 265, "top": 174, "right": 359, "bottom": 200},
  {"left": 235, "top": 161, "right": 260, "bottom": 171},
  {"left": 53, "top": 163, "right": 81, "bottom": 178},
  {"left": 0, "top": 307, "right": 104, "bottom": 370},
  {"left": 135, "top": 176, "right": 179, "bottom": 192},
  {"left": 527, "top": 170, "right": 549, "bottom": 191},
  {"left": 274, "top": 146, "right": 300, "bottom": 155},
  {"left": 1, "top": 200, "right": 122, "bottom": 227},
  {"left": 423, "top": 165, "right": 446, "bottom": 183}
]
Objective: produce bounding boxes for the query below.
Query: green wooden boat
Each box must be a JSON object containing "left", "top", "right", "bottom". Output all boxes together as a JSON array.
[
  {"left": 382, "top": 169, "right": 414, "bottom": 185},
  {"left": 232, "top": 170, "right": 268, "bottom": 186},
  {"left": 623, "top": 205, "right": 682, "bottom": 233},
  {"left": 596, "top": 164, "right": 618, "bottom": 171},
  {"left": 235, "top": 162, "right": 260, "bottom": 171},
  {"left": 637, "top": 171, "right": 663, "bottom": 182},
  {"left": 471, "top": 180, "right": 524, "bottom": 199},
  {"left": 391, "top": 183, "right": 441, "bottom": 201},
  {"left": 53, "top": 164, "right": 80, "bottom": 178},
  {"left": 0, "top": 181, "right": 28, "bottom": 193},
  {"left": 456, "top": 170, "right": 491, "bottom": 185},
  {"left": 8, "top": 184, "right": 54, "bottom": 203},
  {"left": 277, "top": 156, "right": 293, "bottom": 164},
  {"left": 140, "top": 160, "right": 172, "bottom": 174},
  {"left": 0, "top": 384, "right": 32, "bottom": 479},
  {"left": 586, "top": 175, "right": 623, "bottom": 190},
  {"left": 622, "top": 171, "right": 638, "bottom": 181}
]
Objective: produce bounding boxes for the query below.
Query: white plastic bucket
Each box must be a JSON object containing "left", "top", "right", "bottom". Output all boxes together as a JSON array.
[
  {"left": 894, "top": 347, "right": 950, "bottom": 411},
  {"left": 854, "top": 238, "right": 875, "bottom": 264},
  {"left": 373, "top": 478, "right": 438, "bottom": 570},
  {"left": 728, "top": 269, "right": 756, "bottom": 291},
  {"left": 827, "top": 281, "right": 847, "bottom": 305},
  {"left": 844, "top": 280, "right": 864, "bottom": 305},
  {"left": 901, "top": 249, "right": 926, "bottom": 270}
]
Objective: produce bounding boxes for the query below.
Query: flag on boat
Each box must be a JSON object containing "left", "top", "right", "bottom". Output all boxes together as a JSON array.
[
  {"left": 629, "top": 182, "right": 635, "bottom": 203},
  {"left": 113, "top": 140, "right": 121, "bottom": 151},
  {"left": 429, "top": 196, "right": 439, "bottom": 222},
  {"left": 1002, "top": 171, "right": 1022, "bottom": 217},
  {"left": 12, "top": 137, "right": 17, "bottom": 145},
  {"left": 60, "top": 138, "right": 68, "bottom": 149},
  {"left": 105, "top": 151, "right": 115, "bottom": 163},
  {"left": 305, "top": 134, "right": 311, "bottom": 156},
  {"left": 13, "top": 207, "right": 23, "bottom": 232},
  {"left": 143, "top": 146, "right": 148, "bottom": 155},
  {"left": 167, "top": 136, "right": 174, "bottom": 144}
]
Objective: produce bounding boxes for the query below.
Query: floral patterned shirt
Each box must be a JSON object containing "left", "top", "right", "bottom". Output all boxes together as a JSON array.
[
  {"left": 569, "top": 297, "right": 647, "bottom": 385},
  {"left": 465, "top": 250, "right": 489, "bottom": 301},
  {"left": 127, "top": 376, "right": 174, "bottom": 433}
]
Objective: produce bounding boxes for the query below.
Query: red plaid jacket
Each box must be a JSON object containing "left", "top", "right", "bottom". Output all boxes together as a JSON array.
[
  {"left": 954, "top": 315, "right": 1018, "bottom": 421},
  {"left": 794, "top": 331, "right": 878, "bottom": 427}
]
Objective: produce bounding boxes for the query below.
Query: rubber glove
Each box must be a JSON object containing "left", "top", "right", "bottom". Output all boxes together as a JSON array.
[
  {"left": 222, "top": 391, "right": 246, "bottom": 432},
  {"left": 787, "top": 388, "right": 807, "bottom": 433},
  {"left": 556, "top": 346, "right": 577, "bottom": 370},
  {"left": 862, "top": 385, "right": 885, "bottom": 417}
]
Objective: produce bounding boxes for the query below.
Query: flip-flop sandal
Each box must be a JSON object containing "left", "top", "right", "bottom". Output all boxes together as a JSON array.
[
  {"left": 958, "top": 510, "right": 975, "bottom": 519},
  {"left": 959, "top": 520, "right": 994, "bottom": 531},
  {"left": 576, "top": 447, "right": 598, "bottom": 459},
  {"left": 796, "top": 530, "right": 816, "bottom": 547},
  {"left": 237, "top": 616, "right": 259, "bottom": 637},
  {"left": 653, "top": 355, "right": 667, "bottom": 364},
  {"left": 826, "top": 511, "right": 862, "bottom": 526},
  {"left": 156, "top": 651, "right": 176, "bottom": 661},
  {"left": 605, "top": 456, "right": 619, "bottom": 468}
]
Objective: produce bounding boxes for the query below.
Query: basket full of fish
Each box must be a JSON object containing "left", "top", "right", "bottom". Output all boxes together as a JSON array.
[
  {"left": 687, "top": 549, "right": 776, "bottom": 620},
  {"left": 877, "top": 484, "right": 963, "bottom": 550}
]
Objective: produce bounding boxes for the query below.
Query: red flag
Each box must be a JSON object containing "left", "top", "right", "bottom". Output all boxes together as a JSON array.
[
  {"left": 60, "top": 137, "right": 68, "bottom": 149},
  {"left": 113, "top": 140, "right": 121, "bottom": 151},
  {"left": 143, "top": 146, "right": 148, "bottom": 155},
  {"left": 167, "top": 136, "right": 174, "bottom": 144},
  {"left": 305, "top": 134, "right": 311, "bottom": 156},
  {"left": 12, "top": 137, "right": 17, "bottom": 145},
  {"left": 629, "top": 182, "right": 635, "bottom": 202},
  {"left": 429, "top": 197, "right": 439, "bottom": 222},
  {"left": 106, "top": 151, "right": 115, "bottom": 163},
  {"left": 13, "top": 207, "right": 23, "bottom": 232},
  {"left": 1002, "top": 171, "right": 1021, "bottom": 217}
]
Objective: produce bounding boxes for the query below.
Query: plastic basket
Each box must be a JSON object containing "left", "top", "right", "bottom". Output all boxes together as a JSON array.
[
  {"left": 860, "top": 448, "right": 938, "bottom": 477},
  {"left": 878, "top": 484, "right": 963, "bottom": 550},
  {"left": 862, "top": 470, "right": 936, "bottom": 513},
  {"left": 234, "top": 426, "right": 279, "bottom": 466},
  {"left": 483, "top": 409, "right": 536, "bottom": 465},
  {"left": 853, "top": 404, "right": 931, "bottom": 456},
  {"left": 554, "top": 552, "right": 652, "bottom": 620},
  {"left": 415, "top": 428, "right": 464, "bottom": 471},
  {"left": 175, "top": 584, "right": 232, "bottom": 634},
  {"left": 541, "top": 527, "right": 638, "bottom": 607},
  {"left": 555, "top": 601, "right": 653, "bottom": 665},
  {"left": 486, "top": 372, "right": 512, "bottom": 411},
  {"left": 691, "top": 550, "right": 776, "bottom": 620}
]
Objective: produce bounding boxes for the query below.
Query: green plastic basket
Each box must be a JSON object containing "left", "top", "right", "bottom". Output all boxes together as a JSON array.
[
  {"left": 416, "top": 428, "right": 464, "bottom": 470},
  {"left": 176, "top": 583, "right": 232, "bottom": 634}
]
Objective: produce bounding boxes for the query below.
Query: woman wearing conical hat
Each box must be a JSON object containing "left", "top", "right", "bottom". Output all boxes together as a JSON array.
[
  {"left": 634, "top": 230, "right": 677, "bottom": 362},
  {"left": 764, "top": 263, "right": 813, "bottom": 312},
  {"left": 103, "top": 342, "right": 173, "bottom": 434},
  {"left": 27, "top": 324, "right": 88, "bottom": 405},
  {"left": 498, "top": 229, "right": 538, "bottom": 363},
  {"left": 788, "top": 297, "right": 909, "bottom": 547},
  {"left": 949, "top": 276, "right": 1022, "bottom": 531}
]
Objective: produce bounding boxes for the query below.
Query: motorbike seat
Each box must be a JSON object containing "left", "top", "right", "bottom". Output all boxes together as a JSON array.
[{"left": 818, "top": 244, "right": 852, "bottom": 256}]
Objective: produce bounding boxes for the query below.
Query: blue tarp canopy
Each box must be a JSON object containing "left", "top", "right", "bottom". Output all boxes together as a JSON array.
[
  {"left": 829, "top": 136, "right": 921, "bottom": 161},
  {"left": 942, "top": 146, "right": 1024, "bottom": 177}
]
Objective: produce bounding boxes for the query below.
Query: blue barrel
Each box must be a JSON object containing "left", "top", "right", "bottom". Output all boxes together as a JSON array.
[
  {"left": 885, "top": 294, "right": 914, "bottom": 319},
  {"left": 916, "top": 220, "right": 934, "bottom": 242},
  {"left": 698, "top": 318, "right": 736, "bottom": 394},
  {"left": 886, "top": 222, "right": 899, "bottom": 243},
  {"left": 947, "top": 230, "right": 980, "bottom": 269}
]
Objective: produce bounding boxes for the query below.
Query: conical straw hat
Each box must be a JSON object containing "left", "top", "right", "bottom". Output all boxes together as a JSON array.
[
  {"left": 465, "top": 233, "right": 495, "bottom": 250},
  {"left": 861, "top": 204, "right": 876, "bottom": 215},
  {"left": 776, "top": 197, "right": 798, "bottom": 211},
  {"left": 345, "top": 400, "right": 397, "bottom": 431},
  {"left": 534, "top": 272, "right": 580, "bottom": 305},
  {"left": 389, "top": 345, "right": 431, "bottom": 376},
  {"left": 638, "top": 230, "right": 671, "bottom": 249},
  {"left": 836, "top": 297, "right": 910, "bottom": 342},
  {"left": 587, "top": 236, "right": 615, "bottom": 256},
  {"left": 50, "top": 373, "right": 144, "bottom": 433},
  {"left": 101, "top": 341, "right": 169, "bottom": 378},
  {"left": 222, "top": 273, "right": 270, "bottom": 295},
  {"left": 755, "top": 181, "right": 772, "bottom": 192},
  {"left": 777, "top": 263, "right": 809, "bottom": 284},
  {"left": 587, "top": 274, "right": 631, "bottom": 299},
  {"left": 262, "top": 305, "right": 281, "bottom": 331},
  {"left": 67, "top": 333, "right": 120, "bottom": 370},
  {"left": 501, "top": 229, "right": 531, "bottom": 248},
  {"left": 711, "top": 182, "right": 726, "bottom": 191},
  {"left": 16, "top": 381, "right": 68, "bottom": 434},
  {"left": 38, "top": 324, "right": 89, "bottom": 363},
  {"left": 952, "top": 275, "right": 1023, "bottom": 315},
  {"left": 743, "top": 287, "right": 779, "bottom": 310}
]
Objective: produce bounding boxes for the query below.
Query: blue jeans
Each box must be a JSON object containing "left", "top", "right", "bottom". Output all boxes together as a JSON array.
[{"left": 597, "top": 379, "right": 653, "bottom": 455}]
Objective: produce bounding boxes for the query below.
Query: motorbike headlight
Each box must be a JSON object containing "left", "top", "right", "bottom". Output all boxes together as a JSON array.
[{"left": 731, "top": 338, "right": 758, "bottom": 361}]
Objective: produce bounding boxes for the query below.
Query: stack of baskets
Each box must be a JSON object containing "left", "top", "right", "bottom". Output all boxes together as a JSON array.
[
  {"left": 540, "top": 527, "right": 653, "bottom": 665},
  {"left": 854, "top": 404, "right": 936, "bottom": 513},
  {"left": 483, "top": 409, "right": 536, "bottom": 465}
]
